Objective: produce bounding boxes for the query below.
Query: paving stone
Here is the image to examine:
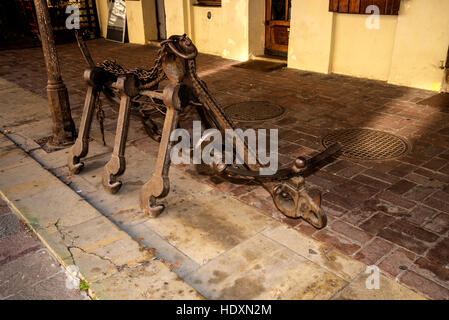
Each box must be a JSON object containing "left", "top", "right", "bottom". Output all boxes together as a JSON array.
[
  {"left": 144, "top": 190, "right": 277, "bottom": 265},
  {"left": 400, "top": 271, "right": 449, "bottom": 300},
  {"left": 330, "top": 220, "right": 372, "bottom": 245},
  {"left": 353, "top": 174, "right": 390, "bottom": 190},
  {"left": 363, "top": 169, "right": 401, "bottom": 184},
  {"left": 313, "top": 229, "right": 361, "bottom": 256},
  {"left": 0, "top": 230, "right": 41, "bottom": 264},
  {"left": 360, "top": 213, "right": 395, "bottom": 235},
  {"left": 378, "top": 248, "right": 416, "bottom": 278},
  {"left": 9, "top": 271, "right": 88, "bottom": 300},
  {"left": 353, "top": 237, "right": 394, "bottom": 266},
  {"left": 0, "top": 249, "right": 60, "bottom": 298},
  {"left": 387, "top": 180, "right": 417, "bottom": 195},
  {"left": 0, "top": 144, "right": 34, "bottom": 170},
  {"left": 407, "top": 205, "right": 438, "bottom": 226},
  {"left": 423, "top": 213, "right": 449, "bottom": 235},
  {"left": 0, "top": 162, "right": 100, "bottom": 229},
  {"left": 411, "top": 257, "right": 449, "bottom": 288},
  {"left": 46, "top": 216, "right": 152, "bottom": 282},
  {"left": 263, "top": 225, "right": 365, "bottom": 281},
  {"left": 30, "top": 139, "right": 112, "bottom": 170},
  {"left": 426, "top": 238, "right": 449, "bottom": 267},
  {"left": 339, "top": 210, "right": 374, "bottom": 226},
  {"left": 0, "top": 202, "right": 11, "bottom": 216},
  {"left": 186, "top": 233, "right": 347, "bottom": 300},
  {"left": 432, "top": 190, "right": 449, "bottom": 204},
  {"left": 422, "top": 158, "right": 448, "bottom": 171},
  {"left": 378, "top": 228, "right": 428, "bottom": 255},
  {"left": 92, "top": 260, "right": 203, "bottom": 300},
  {"left": 388, "top": 163, "right": 417, "bottom": 178},
  {"left": 423, "top": 197, "right": 449, "bottom": 214},
  {"left": 333, "top": 271, "right": 424, "bottom": 300},
  {"left": 389, "top": 219, "right": 439, "bottom": 244},
  {"left": 403, "top": 185, "right": 436, "bottom": 202},
  {"left": 0, "top": 213, "right": 20, "bottom": 239},
  {"left": 376, "top": 191, "right": 416, "bottom": 210},
  {"left": 322, "top": 192, "right": 361, "bottom": 211}
]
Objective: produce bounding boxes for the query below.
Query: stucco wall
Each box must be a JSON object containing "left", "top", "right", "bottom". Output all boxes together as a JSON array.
[
  {"left": 287, "top": 0, "right": 334, "bottom": 74},
  {"left": 389, "top": 0, "right": 449, "bottom": 91},
  {"left": 95, "top": 0, "right": 109, "bottom": 38},
  {"left": 248, "top": 0, "right": 265, "bottom": 58},
  {"left": 165, "top": 0, "right": 189, "bottom": 37},
  {"left": 288, "top": 0, "right": 449, "bottom": 91},
  {"left": 331, "top": 13, "right": 398, "bottom": 81},
  {"left": 165, "top": 0, "right": 264, "bottom": 61}
]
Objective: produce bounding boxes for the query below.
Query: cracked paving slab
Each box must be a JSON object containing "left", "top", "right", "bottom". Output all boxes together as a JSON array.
[{"left": 0, "top": 135, "right": 202, "bottom": 299}]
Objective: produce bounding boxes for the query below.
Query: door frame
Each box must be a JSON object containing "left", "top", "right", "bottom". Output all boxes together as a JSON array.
[
  {"left": 156, "top": 0, "right": 167, "bottom": 40},
  {"left": 264, "top": 0, "right": 290, "bottom": 56},
  {"left": 442, "top": 46, "right": 449, "bottom": 93}
]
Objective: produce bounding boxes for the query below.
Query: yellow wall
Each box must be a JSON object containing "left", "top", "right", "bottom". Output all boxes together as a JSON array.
[
  {"left": 288, "top": 0, "right": 449, "bottom": 90},
  {"left": 389, "top": 0, "right": 449, "bottom": 91},
  {"left": 164, "top": 0, "right": 264, "bottom": 61},
  {"left": 95, "top": 0, "right": 449, "bottom": 91},
  {"left": 248, "top": 0, "right": 265, "bottom": 58},
  {"left": 331, "top": 14, "right": 398, "bottom": 81},
  {"left": 95, "top": 0, "right": 109, "bottom": 38},
  {"left": 165, "top": 0, "right": 189, "bottom": 37},
  {"left": 288, "top": 0, "right": 334, "bottom": 74},
  {"left": 95, "top": 0, "right": 157, "bottom": 44}
]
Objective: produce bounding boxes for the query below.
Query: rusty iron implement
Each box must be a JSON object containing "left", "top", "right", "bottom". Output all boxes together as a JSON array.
[
  {"left": 68, "top": 34, "right": 341, "bottom": 229},
  {"left": 68, "top": 31, "right": 164, "bottom": 193}
]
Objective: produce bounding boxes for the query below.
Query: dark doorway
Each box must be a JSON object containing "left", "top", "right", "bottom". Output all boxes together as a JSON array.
[{"left": 265, "top": 0, "right": 291, "bottom": 57}]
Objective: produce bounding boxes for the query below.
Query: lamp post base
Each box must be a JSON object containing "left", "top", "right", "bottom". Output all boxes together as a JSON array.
[{"left": 47, "top": 81, "right": 77, "bottom": 146}]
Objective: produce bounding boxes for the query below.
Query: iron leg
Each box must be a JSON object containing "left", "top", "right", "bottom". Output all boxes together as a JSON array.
[
  {"left": 102, "top": 89, "right": 131, "bottom": 194},
  {"left": 140, "top": 83, "right": 182, "bottom": 217},
  {"left": 67, "top": 70, "right": 99, "bottom": 174}
]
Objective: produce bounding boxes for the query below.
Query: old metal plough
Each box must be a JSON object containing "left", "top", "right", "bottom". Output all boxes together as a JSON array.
[{"left": 68, "top": 34, "right": 341, "bottom": 229}]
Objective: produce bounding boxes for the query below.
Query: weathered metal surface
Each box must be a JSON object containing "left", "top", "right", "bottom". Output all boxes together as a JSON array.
[
  {"left": 69, "top": 34, "right": 340, "bottom": 229},
  {"left": 138, "top": 35, "right": 340, "bottom": 228},
  {"left": 322, "top": 128, "right": 409, "bottom": 161},
  {"left": 33, "top": 0, "right": 76, "bottom": 145}
]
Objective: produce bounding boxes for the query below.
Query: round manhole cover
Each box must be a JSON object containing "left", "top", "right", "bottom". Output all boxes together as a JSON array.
[
  {"left": 322, "top": 128, "right": 410, "bottom": 161},
  {"left": 224, "top": 101, "right": 285, "bottom": 122}
]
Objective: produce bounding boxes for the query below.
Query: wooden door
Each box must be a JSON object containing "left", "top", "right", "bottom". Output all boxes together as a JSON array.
[{"left": 265, "top": 0, "right": 291, "bottom": 55}]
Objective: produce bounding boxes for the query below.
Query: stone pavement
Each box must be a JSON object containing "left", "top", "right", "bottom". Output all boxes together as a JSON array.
[
  {"left": 0, "top": 196, "right": 88, "bottom": 300},
  {"left": 0, "top": 131, "right": 202, "bottom": 300},
  {"left": 0, "top": 38, "right": 447, "bottom": 299},
  {"left": 0, "top": 81, "right": 423, "bottom": 300}
]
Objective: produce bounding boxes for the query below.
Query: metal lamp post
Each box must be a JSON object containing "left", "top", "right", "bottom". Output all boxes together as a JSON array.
[{"left": 33, "top": 0, "right": 76, "bottom": 146}]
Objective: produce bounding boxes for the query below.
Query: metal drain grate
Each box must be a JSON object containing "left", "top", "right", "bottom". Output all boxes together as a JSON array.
[
  {"left": 322, "top": 128, "right": 410, "bottom": 161},
  {"left": 224, "top": 101, "right": 285, "bottom": 122}
]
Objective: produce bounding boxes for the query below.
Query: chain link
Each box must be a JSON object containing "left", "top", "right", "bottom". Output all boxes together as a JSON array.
[{"left": 99, "top": 47, "right": 166, "bottom": 84}]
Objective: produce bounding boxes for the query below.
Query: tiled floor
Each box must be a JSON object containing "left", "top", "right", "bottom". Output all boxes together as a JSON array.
[{"left": 0, "top": 39, "right": 448, "bottom": 299}]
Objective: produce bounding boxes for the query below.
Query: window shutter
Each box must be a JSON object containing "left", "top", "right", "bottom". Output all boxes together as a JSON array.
[
  {"left": 349, "top": 0, "right": 361, "bottom": 14},
  {"left": 329, "top": 0, "right": 401, "bottom": 15}
]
